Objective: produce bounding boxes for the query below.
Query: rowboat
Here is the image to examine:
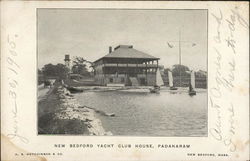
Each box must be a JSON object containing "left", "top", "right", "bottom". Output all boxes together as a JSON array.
[{"left": 67, "top": 86, "right": 83, "bottom": 93}]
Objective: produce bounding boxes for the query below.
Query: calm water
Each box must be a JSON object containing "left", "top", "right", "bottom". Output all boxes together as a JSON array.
[{"left": 75, "top": 89, "right": 207, "bottom": 136}]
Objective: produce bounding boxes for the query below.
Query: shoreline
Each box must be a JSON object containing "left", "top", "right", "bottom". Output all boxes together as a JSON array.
[
  {"left": 38, "top": 83, "right": 207, "bottom": 135},
  {"left": 38, "top": 84, "right": 112, "bottom": 135},
  {"left": 55, "top": 86, "right": 112, "bottom": 135},
  {"left": 70, "top": 85, "right": 207, "bottom": 93},
  {"left": 72, "top": 84, "right": 207, "bottom": 136}
]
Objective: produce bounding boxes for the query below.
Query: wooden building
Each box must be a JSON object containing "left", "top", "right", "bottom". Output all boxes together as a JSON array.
[{"left": 93, "top": 45, "right": 160, "bottom": 86}]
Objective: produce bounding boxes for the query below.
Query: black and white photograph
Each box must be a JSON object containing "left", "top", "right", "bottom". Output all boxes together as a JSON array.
[
  {"left": 2, "top": 1, "right": 249, "bottom": 161},
  {"left": 37, "top": 9, "right": 208, "bottom": 136}
]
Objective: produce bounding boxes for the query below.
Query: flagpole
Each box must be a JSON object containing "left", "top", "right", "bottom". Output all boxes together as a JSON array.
[
  {"left": 167, "top": 30, "right": 197, "bottom": 88},
  {"left": 179, "top": 29, "right": 181, "bottom": 65},
  {"left": 179, "top": 29, "right": 182, "bottom": 87}
]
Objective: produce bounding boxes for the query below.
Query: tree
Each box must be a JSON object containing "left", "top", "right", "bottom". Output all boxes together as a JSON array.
[
  {"left": 72, "top": 56, "right": 93, "bottom": 76},
  {"left": 42, "top": 63, "right": 69, "bottom": 80},
  {"left": 163, "top": 68, "right": 171, "bottom": 75},
  {"left": 38, "top": 69, "right": 43, "bottom": 74},
  {"left": 196, "top": 70, "right": 207, "bottom": 78},
  {"left": 172, "top": 64, "right": 190, "bottom": 77},
  {"left": 38, "top": 68, "right": 44, "bottom": 84}
]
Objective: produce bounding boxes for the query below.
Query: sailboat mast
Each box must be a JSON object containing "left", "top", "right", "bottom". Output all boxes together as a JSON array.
[
  {"left": 179, "top": 30, "right": 181, "bottom": 65},
  {"left": 179, "top": 29, "right": 182, "bottom": 87}
]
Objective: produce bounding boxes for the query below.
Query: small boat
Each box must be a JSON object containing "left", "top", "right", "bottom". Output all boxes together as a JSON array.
[
  {"left": 188, "top": 70, "right": 196, "bottom": 96},
  {"left": 150, "top": 68, "right": 164, "bottom": 93},
  {"left": 170, "top": 86, "right": 178, "bottom": 90},
  {"left": 67, "top": 86, "right": 83, "bottom": 93},
  {"left": 168, "top": 71, "right": 178, "bottom": 90},
  {"left": 149, "top": 85, "right": 160, "bottom": 93},
  {"left": 189, "top": 90, "right": 196, "bottom": 96},
  {"left": 106, "top": 113, "right": 115, "bottom": 117}
]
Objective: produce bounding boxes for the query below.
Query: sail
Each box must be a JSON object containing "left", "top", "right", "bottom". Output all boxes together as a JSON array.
[
  {"left": 156, "top": 68, "right": 164, "bottom": 86},
  {"left": 191, "top": 70, "right": 195, "bottom": 89},
  {"left": 168, "top": 71, "right": 174, "bottom": 87}
]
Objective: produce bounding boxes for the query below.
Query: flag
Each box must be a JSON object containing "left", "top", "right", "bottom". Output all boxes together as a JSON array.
[{"left": 167, "top": 42, "right": 174, "bottom": 48}]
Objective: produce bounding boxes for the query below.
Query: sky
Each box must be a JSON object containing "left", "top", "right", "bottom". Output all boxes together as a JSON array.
[{"left": 38, "top": 9, "right": 207, "bottom": 71}]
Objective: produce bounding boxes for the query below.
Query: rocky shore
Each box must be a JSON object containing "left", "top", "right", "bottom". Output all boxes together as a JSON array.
[{"left": 54, "top": 86, "right": 112, "bottom": 135}]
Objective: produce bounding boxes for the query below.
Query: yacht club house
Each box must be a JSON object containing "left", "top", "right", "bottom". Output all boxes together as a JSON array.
[{"left": 93, "top": 45, "right": 161, "bottom": 86}]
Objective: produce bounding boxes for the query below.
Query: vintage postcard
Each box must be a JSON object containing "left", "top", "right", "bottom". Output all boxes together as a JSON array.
[{"left": 1, "top": 1, "right": 249, "bottom": 161}]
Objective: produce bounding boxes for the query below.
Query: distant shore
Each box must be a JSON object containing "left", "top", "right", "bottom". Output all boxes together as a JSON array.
[{"left": 69, "top": 85, "right": 207, "bottom": 93}]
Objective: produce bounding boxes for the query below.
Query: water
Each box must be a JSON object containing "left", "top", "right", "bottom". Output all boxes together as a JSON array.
[{"left": 75, "top": 89, "right": 207, "bottom": 136}]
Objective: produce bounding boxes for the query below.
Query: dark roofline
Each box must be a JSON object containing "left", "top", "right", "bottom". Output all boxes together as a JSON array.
[
  {"left": 114, "top": 45, "right": 133, "bottom": 50},
  {"left": 94, "top": 45, "right": 159, "bottom": 63},
  {"left": 94, "top": 56, "right": 159, "bottom": 64}
]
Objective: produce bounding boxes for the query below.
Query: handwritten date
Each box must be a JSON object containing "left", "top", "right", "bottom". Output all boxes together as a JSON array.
[{"left": 6, "top": 34, "right": 29, "bottom": 144}]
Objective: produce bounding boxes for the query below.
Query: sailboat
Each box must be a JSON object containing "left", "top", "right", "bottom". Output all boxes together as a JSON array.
[
  {"left": 168, "top": 70, "right": 178, "bottom": 90},
  {"left": 167, "top": 29, "right": 197, "bottom": 92},
  {"left": 149, "top": 68, "right": 164, "bottom": 93},
  {"left": 189, "top": 70, "right": 196, "bottom": 96}
]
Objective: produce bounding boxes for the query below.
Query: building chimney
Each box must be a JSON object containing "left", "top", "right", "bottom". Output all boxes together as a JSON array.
[{"left": 109, "top": 46, "right": 112, "bottom": 53}]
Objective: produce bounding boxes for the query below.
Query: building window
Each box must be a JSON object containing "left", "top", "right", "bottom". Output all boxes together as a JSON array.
[{"left": 109, "top": 78, "right": 113, "bottom": 83}]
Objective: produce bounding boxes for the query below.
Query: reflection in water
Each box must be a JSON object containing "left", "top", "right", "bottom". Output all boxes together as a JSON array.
[{"left": 75, "top": 90, "right": 207, "bottom": 136}]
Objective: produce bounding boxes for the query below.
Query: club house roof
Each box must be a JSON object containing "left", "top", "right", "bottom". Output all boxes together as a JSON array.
[{"left": 94, "top": 45, "right": 159, "bottom": 63}]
